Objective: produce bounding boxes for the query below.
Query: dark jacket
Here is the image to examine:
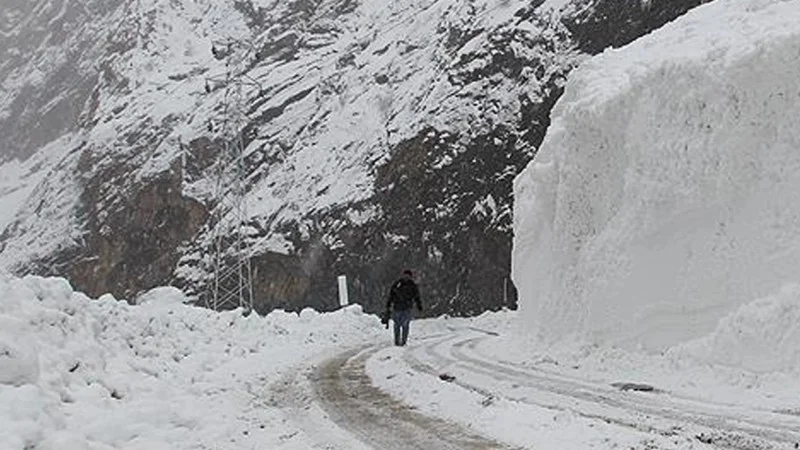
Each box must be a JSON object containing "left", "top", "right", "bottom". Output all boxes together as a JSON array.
[{"left": 387, "top": 278, "right": 422, "bottom": 312}]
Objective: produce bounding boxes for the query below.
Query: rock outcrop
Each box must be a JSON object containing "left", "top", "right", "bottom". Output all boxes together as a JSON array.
[{"left": 0, "top": 0, "right": 709, "bottom": 315}]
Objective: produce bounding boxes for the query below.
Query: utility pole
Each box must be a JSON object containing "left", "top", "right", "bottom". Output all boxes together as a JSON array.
[{"left": 203, "top": 38, "right": 261, "bottom": 314}]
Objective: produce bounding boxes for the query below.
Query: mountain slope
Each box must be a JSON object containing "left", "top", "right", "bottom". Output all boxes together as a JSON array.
[{"left": 0, "top": 0, "right": 708, "bottom": 315}]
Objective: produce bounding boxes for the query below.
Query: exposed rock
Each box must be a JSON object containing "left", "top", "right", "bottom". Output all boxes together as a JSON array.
[
  {"left": 0, "top": 0, "right": 712, "bottom": 315},
  {"left": 68, "top": 157, "right": 208, "bottom": 299}
]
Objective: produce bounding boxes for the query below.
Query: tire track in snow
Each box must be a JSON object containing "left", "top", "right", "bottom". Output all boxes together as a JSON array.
[
  {"left": 313, "top": 346, "right": 514, "bottom": 450},
  {"left": 267, "top": 344, "right": 514, "bottom": 450},
  {"left": 400, "top": 331, "right": 800, "bottom": 450}
]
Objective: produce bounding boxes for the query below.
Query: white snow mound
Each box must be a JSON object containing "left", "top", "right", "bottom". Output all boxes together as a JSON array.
[
  {"left": 673, "top": 283, "right": 800, "bottom": 373},
  {"left": 513, "top": 0, "right": 800, "bottom": 363},
  {"left": 0, "top": 275, "right": 380, "bottom": 449},
  {"left": 135, "top": 286, "right": 188, "bottom": 305},
  {"left": 0, "top": 316, "right": 40, "bottom": 386}
]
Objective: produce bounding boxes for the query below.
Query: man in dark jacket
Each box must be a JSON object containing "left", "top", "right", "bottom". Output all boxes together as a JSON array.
[{"left": 386, "top": 269, "right": 423, "bottom": 346}]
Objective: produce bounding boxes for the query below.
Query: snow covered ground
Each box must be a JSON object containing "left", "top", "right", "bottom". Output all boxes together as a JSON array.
[
  {"left": 369, "top": 315, "right": 800, "bottom": 449},
  {"left": 3, "top": 275, "right": 800, "bottom": 450},
  {"left": 0, "top": 274, "right": 383, "bottom": 450}
]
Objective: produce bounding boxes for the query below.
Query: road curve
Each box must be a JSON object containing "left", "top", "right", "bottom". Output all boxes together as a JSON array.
[
  {"left": 268, "top": 330, "right": 800, "bottom": 450},
  {"left": 312, "top": 345, "right": 513, "bottom": 450},
  {"left": 266, "top": 343, "right": 514, "bottom": 450},
  {"left": 400, "top": 330, "right": 800, "bottom": 450}
]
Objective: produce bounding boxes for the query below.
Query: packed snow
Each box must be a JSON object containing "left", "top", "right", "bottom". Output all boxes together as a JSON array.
[
  {"left": 4, "top": 273, "right": 800, "bottom": 450},
  {"left": 0, "top": 274, "right": 382, "bottom": 450},
  {"left": 368, "top": 317, "right": 712, "bottom": 450},
  {"left": 512, "top": 0, "right": 800, "bottom": 369},
  {"left": 672, "top": 283, "right": 800, "bottom": 373}
]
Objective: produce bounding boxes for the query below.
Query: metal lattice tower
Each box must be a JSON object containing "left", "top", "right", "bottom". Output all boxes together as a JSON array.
[{"left": 203, "top": 39, "right": 261, "bottom": 313}]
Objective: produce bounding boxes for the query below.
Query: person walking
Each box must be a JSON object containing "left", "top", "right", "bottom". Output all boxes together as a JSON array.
[{"left": 386, "top": 269, "right": 423, "bottom": 346}]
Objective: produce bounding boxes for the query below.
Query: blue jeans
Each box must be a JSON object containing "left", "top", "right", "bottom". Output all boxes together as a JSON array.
[{"left": 393, "top": 310, "right": 412, "bottom": 346}]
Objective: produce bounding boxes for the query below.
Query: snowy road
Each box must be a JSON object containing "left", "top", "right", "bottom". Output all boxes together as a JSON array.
[
  {"left": 269, "top": 329, "right": 800, "bottom": 450},
  {"left": 314, "top": 346, "right": 513, "bottom": 449},
  {"left": 393, "top": 330, "right": 800, "bottom": 449},
  {"left": 267, "top": 341, "right": 512, "bottom": 450}
]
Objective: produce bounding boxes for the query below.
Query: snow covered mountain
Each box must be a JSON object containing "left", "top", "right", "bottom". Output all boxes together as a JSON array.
[
  {"left": 513, "top": 0, "right": 800, "bottom": 367},
  {"left": 0, "top": 0, "right": 707, "bottom": 315},
  {"left": 6, "top": 2, "right": 800, "bottom": 448}
]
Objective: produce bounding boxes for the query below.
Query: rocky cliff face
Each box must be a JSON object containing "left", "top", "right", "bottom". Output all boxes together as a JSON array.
[{"left": 0, "top": 0, "right": 710, "bottom": 316}]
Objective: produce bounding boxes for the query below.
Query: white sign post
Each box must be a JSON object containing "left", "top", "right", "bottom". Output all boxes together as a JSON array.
[{"left": 337, "top": 275, "right": 349, "bottom": 307}]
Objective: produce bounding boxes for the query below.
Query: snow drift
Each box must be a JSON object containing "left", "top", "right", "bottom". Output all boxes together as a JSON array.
[
  {"left": 512, "top": 0, "right": 800, "bottom": 363},
  {"left": 672, "top": 283, "right": 800, "bottom": 373},
  {"left": 0, "top": 275, "right": 379, "bottom": 449}
]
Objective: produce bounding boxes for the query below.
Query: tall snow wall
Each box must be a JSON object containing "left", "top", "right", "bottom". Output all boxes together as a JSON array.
[{"left": 513, "top": 0, "right": 800, "bottom": 352}]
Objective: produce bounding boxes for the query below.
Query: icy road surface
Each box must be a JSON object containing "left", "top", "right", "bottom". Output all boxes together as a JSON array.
[
  {"left": 267, "top": 340, "right": 512, "bottom": 450},
  {"left": 270, "top": 328, "right": 800, "bottom": 450}
]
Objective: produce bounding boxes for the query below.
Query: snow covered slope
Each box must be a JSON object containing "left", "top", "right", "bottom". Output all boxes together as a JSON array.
[
  {"left": 513, "top": 0, "right": 800, "bottom": 360},
  {"left": 0, "top": 0, "right": 707, "bottom": 316}
]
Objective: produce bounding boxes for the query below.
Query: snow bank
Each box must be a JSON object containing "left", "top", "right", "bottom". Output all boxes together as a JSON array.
[
  {"left": 134, "top": 286, "right": 188, "bottom": 305},
  {"left": 0, "top": 315, "right": 39, "bottom": 387},
  {"left": 0, "top": 275, "right": 380, "bottom": 450},
  {"left": 673, "top": 283, "right": 800, "bottom": 373},
  {"left": 513, "top": 0, "right": 800, "bottom": 361}
]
